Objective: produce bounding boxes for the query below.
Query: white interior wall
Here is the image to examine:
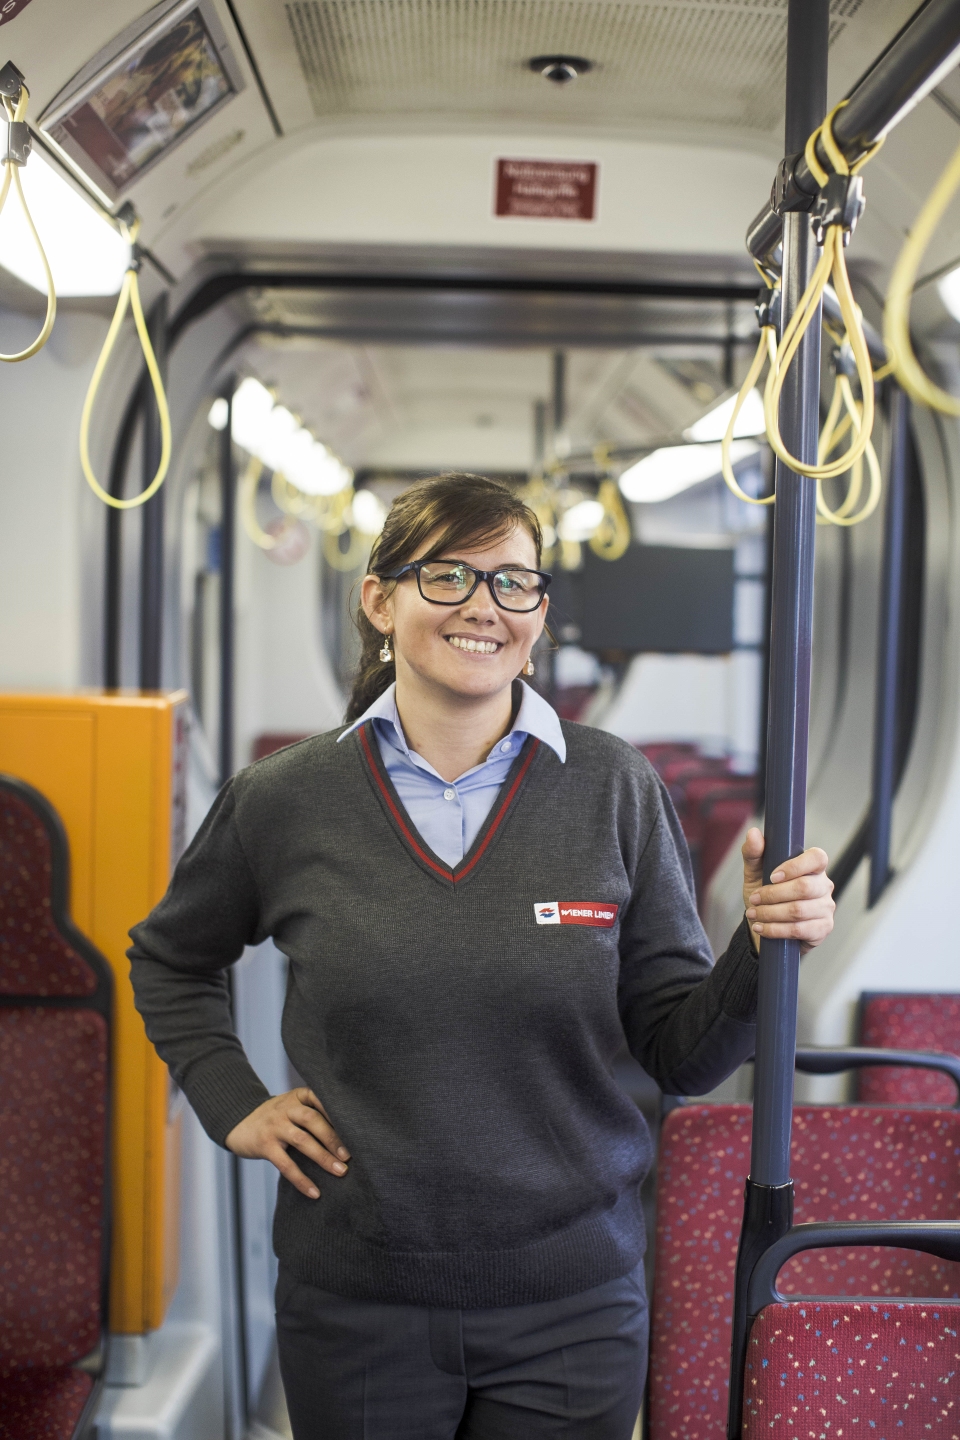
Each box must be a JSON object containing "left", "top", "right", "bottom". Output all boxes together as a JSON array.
[
  {"left": 0, "top": 307, "right": 108, "bottom": 691},
  {"left": 175, "top": 131, "right": 776, "bottom": 261},
  {"left": 234, "top": 524, "right": 344, "bottom": 765}
]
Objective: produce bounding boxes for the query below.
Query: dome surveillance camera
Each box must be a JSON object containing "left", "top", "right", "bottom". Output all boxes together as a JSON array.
[{"left": 528, "top": 55, "right": 593, "bottom": 85}]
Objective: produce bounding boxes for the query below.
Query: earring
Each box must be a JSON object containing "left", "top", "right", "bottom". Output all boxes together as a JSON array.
[
  {"left": 522, "top": 658, "right": 535, "bottom": 677},
  {"left": 379, "top": 634, "right": 394, "bottom": 663}
]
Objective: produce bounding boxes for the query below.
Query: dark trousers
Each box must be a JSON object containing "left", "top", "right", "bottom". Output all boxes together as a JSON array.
[{"left": 275, "top": 1263, "right": 648, "bottom": 1439}]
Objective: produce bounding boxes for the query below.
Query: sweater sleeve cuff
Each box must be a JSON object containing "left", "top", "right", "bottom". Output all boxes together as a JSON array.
[
  {"left": 178, "top": 1049, "right": 273, "bottom": 1148},
  {"left": 714, "top": 916, "right": 760, "bottom": 1022}
]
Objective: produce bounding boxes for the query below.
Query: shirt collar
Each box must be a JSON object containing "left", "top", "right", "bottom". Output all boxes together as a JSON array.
[{"left": 338, "top": 680, "right": 566, "bottom": 763}]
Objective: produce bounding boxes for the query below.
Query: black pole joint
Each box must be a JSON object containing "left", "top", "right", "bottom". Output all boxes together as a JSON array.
[{"left": 726, "top": 1179, "right": 794, "bottom": 1439}]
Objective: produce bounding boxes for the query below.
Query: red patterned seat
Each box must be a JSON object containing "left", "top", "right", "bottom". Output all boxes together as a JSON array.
[
  {"left": 0, "top": 777, "right": 112, "bottom": 1440},
  {"left": 858, "top": 993, "right": 960, "bottom": 1106},
  {"left": 647, "top": 1104, "right": 960, "bottom": 1440},
  {"left": 741, "top": 1300, "right": 960, "bottom": 1435}
]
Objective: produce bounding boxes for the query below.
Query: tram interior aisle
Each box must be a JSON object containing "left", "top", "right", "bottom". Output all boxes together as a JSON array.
[{"left": 2, "top": 0, "right": 960, "bottom": 1436}]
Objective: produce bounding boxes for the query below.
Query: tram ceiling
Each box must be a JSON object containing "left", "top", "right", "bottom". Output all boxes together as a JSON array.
[{"left": 234, "top": 0, "right": 904, "bottom": 136}]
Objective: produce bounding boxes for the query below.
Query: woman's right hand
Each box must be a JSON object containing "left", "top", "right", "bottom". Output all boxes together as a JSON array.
[{"left": 225, "top": 1087, "right": 350, "bottom": 1199}]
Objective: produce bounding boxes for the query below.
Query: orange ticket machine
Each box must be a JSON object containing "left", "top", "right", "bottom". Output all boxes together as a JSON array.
[{"left": 0, "top": 690, "right": 189, "bottom": 1334}]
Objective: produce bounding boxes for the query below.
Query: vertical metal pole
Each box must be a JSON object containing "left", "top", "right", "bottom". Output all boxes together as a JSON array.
[
  {"left": 533, "top": 399, "right": 547, "bottom": 472},
  {"left": 727, "top": 4, "right": 829, "bottom": 1433},
  {"left": 138, "top": 295, "right": 168, "bottom": 689},
  {"left": 104, "top": 381, "right": 145, "bottom": 687},
  {"left": 868, "top": 384, "right": 909, "bottom": 906},
  {"left": 219, "top": 378, "right": 236, "bottom": 786},
  {"left": 552, "top": 349, "right": 566, "bottom": 458}
]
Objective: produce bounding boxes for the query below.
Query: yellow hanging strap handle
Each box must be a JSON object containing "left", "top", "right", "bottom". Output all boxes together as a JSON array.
[
  {"left": 588, "top": 451, "right": 632, "bottom": 561},
  {"left": 763, "top": 101, "right": 883, "bottom": 484},
  {"left": 79, "top": 215, "right": 172, "bottom": 509},
  {"left": 0, "top": 78, "right": 56, "bottom": 362},
  {"left": 884, "top": 135, "right": 960, "bottom": 415},
  {"left": 722, "top": 322, "right": 778, "bottom": 504},
  {"left": 239, "top": 455, "right": 277, "bottom": 549},
  {"left": 814, "top": 348, "right": 883, "bottom": 526}
]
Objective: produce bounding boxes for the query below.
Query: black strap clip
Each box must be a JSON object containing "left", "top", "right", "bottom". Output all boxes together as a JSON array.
[
  {"left": 0, "top": 61, "right": 25, "bottom": 102},
  {"left": 771, "top": 152, "right": 817, "bottom": 216},
  {"left": 832, "top": 342, "right": 857, "bottom": 378},
  {"left": 755, "top": 285, "right": 781, "bottom": 332},
  {"left": 813, "top": 173, "right": 865, "bottom": 246},
  {"left": 0, "top": 119, "right": 30, "bottom": 166}
]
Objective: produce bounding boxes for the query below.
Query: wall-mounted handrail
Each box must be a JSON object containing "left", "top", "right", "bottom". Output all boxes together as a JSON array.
[{"left": 869, "top": 385, "right": 911, "bottom": 905}]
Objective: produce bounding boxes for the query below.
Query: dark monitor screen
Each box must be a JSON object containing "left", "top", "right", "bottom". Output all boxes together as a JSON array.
[{"left": 549, "top": 544, "right": 735, "bottom": 655}]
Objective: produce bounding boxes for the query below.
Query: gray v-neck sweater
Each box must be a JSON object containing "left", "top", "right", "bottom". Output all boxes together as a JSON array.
[{"left": 128, "top": 720, "right": 759, "bottom": 1308}]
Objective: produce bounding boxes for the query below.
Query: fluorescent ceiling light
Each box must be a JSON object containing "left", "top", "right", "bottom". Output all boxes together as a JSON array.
[
  {"left": 939, "top": 265, "right": 960, "bottom": 322},
  {"left": 558, "top": 498, "right": 604, "bottom": 541},
  {"left": 258, "top": 405, "right": 299, "bottom": 473},
  {"left": 227, "top": 375, "right": 353, "bottom": 496},
  {"left": 684, "top": 388, "right": 767, "bottom": 442},
  {"left": 293, "top": 447, "right": 352, "bottom": 497},
  {"left": 0, "top": 156, "right": 128, "bottom": 296},
  {"left": 230, "top": 377, "right": 274, "bottom": 452},
  {"left": 351, "top": 488, "right": 387, "bottom": 535},
  {"left": 619, "top": 441, "right": 759, "bottom": 503}
]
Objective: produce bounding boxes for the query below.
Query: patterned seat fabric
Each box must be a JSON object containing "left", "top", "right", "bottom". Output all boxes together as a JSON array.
[
  {"left": 859, "top": 993, "right": 960, "bottom": 1106},
  {"left": 0, "top": 781, "right": 111, "bottom": 1439},
  {"left": 0, "top": 1369, "right": 94, "bottom": 1440},
  {"left": 647, "top": 1104, "right": 960, "bottom": 1440},
  {"left": 742, "top": 1301, "right": 960, "bottom": 1436}
]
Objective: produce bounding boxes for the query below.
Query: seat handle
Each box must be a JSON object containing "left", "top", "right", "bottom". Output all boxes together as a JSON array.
[{"left": 747, "top": 1219, "right": 960, "bottom": 1316}]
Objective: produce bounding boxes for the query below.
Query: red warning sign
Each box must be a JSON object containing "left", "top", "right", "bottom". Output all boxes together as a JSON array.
[
  {"left": 495, "top": 159, "right": 598, "bottom": 221},
  {"left": 0, "top": 0, "right": 35, "bottom": 25}
]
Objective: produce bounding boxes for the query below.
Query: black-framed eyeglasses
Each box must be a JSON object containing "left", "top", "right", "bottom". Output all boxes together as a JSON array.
[{"left": 381, "top": 559, "right": 552, "bottom": 613}]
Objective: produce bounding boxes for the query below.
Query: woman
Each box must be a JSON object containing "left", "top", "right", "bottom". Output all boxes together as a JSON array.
[{"left": 129, "top": 472, "right": 835, "bottom": 1440}]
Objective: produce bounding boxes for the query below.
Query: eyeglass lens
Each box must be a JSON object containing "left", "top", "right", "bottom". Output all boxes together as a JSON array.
[{"left": 418, "top": 562, "right": 544, "bottom": 610}]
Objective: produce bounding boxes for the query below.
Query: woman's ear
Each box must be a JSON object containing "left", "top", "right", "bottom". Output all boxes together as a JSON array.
[{"left": 360, "top": 574, "right": 391, "bottom": 634}]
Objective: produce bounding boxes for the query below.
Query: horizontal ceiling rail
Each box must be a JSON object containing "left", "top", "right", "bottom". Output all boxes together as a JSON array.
[
  {"left": 747, "top": 0, "right": 960, "bottom": 274},
  {"left": 168, "top": 269, "right": 760, "bottom": 347}
]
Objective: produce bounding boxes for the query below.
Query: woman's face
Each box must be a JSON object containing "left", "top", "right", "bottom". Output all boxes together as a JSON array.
[{"left": 362, "top": 524, "right": 548, "bottom": 702}]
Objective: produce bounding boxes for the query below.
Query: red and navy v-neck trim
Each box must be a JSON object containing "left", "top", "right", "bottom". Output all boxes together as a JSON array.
[{"left": 357, "top": 721, "right": 540, "bottom": 886}]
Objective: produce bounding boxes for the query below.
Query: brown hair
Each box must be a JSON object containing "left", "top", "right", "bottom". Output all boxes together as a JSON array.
[{"left": 345, "top": 472, "right": 543, "bottom": 722}]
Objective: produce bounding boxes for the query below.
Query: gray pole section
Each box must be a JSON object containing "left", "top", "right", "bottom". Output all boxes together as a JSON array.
[
  {"left": 138, "top": 294, "right": 168, "bottom": 690},
  {"left": 750, "top": 0, "right": 829, "bottom": 1188},
  {"left": 868, "top": 384, "right": 910, "bottom": 906},
  {"left": 219, "top": 378, "right": 236, "bottom": 787},
  {"left": 728, "top": 13, "right": 831, "bottom": 1433}
]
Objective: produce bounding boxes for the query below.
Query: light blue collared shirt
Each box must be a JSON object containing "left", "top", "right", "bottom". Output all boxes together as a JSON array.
[{"left": 338, "top": 682, "right": 566, "bottom": 867}]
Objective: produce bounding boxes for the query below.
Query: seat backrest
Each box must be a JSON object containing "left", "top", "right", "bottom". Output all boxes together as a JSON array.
[
  {"left": 647, "top": 1104, "right": 960, "bottom": 1440},
  {"left": 742, "top": 1299, "right": 960, "bottom": 1436},
  {"left": 0, "top": 776, "right": 112, "bottom": 1379},
  {"left": 858, "top": 992, "right": 960, "bottom": 1105}
]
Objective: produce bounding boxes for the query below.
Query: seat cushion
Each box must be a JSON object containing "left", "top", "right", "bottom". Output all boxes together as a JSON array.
[
  {"left": 742, "top": 1300, "right": 960, "bottom": 1435},
  {"left": 0, "top": 1367, "right": 94, "bottom": 1440},
  {"left": 647, "top": 1104, "right": 960, "bottom": 1439}
]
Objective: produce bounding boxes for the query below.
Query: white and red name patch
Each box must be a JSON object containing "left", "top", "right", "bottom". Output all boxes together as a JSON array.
[{"left": 534, "top": 902, "right": 618, "bottom": 928}]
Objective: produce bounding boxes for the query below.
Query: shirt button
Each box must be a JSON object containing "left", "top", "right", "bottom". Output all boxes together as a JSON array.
[
  {"left": 443, "top": 788, "right": 456, "bottom": 801},
  {"left": 500, "top": 741, "right": 512, "bottom": 753}
]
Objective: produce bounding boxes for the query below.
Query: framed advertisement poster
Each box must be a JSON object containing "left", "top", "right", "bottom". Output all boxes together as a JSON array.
[{"left": 38, "top": 0, "right": 244, "bottom": 203}]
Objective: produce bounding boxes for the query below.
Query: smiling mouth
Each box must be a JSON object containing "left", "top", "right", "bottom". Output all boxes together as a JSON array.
[{"left": 445, "top": 635, "right": 503, "bottom": 655}]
